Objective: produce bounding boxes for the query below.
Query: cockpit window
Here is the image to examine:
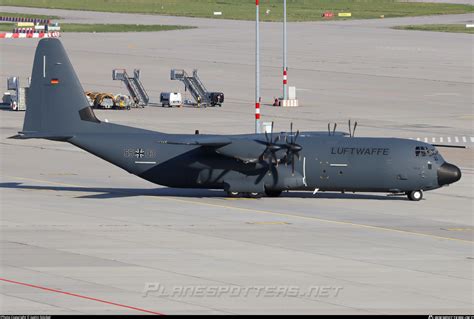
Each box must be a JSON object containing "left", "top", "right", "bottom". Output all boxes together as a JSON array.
[{"left": 415, "top": 146, "right": 438, "bottom": 157}]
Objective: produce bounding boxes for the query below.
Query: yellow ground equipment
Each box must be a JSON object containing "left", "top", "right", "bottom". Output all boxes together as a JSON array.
[
  {"left": 114, "top": 94, "right": 131, "bottom": 109},
  {"left": 84, "top": 91, "right": 100, "bottom": 106},
  {"left": 93, "top": 93, "right": 115, "bottom": 109}
]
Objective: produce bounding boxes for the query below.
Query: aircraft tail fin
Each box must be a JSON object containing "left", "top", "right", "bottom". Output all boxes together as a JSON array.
[{"left": 22, "top": 38, "right": 99, "bottom": 138}]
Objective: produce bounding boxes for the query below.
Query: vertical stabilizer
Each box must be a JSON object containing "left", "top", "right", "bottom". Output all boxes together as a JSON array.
[{"left": 22, "top": 38, "right": 96, "bottom": 136}]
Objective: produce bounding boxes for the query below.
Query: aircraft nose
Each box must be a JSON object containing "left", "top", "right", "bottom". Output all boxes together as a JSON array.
[{"left": 437, "top": 162, "right": 462, "bottom": 186}]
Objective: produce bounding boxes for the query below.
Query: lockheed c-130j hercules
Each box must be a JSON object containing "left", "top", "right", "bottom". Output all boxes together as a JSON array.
[{"left": 12, "top": 39, "right": 462, "bottom": 201}]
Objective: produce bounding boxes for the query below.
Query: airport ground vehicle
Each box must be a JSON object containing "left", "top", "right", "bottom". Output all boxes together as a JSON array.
[
  {"left": 160, "top": 92, "right": 182, "bottom": 107},
  {"left": 209, "top": 92, "right": 224, "bottom": 107},
  {"left": 171, "top": 69, "right": 224, "bottom": 107}
]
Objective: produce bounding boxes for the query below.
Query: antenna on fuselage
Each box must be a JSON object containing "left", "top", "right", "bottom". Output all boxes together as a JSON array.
[
  {"left": 328, "top": 123, "right": 331, "bottom": 136},
  {"left": 332, "top": 123, "right": 337, "bottom": 136},
  {"left": 348, "top": 119, "right": 352, "bottom": 137},
  {"left": 352, "top": 121, "right": 357, "bottom": 137}
]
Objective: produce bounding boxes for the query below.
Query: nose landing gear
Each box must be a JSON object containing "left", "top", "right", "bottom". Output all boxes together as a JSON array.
[{"left": 406, "top": 190, "right": 423, "bottom": 201}]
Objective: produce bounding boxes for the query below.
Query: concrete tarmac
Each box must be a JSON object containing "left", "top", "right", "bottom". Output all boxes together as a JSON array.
[{"left": 0, "top": 7, "right": 473, "bottom": 314}]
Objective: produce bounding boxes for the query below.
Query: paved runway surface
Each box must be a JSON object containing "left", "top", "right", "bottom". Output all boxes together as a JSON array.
[{"left": 0, "top": 6, "right": 473, "bottom": 314}]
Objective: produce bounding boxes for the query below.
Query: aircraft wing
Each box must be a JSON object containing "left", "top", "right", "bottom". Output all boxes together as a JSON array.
[
  {"left": 157, "top": 135, "right": 232, "bottom": 147},
  {"left": 158, "top": 135, "right": 266, "bottom": 163},
  {"left": 214, "top": 139, "right": 266, "bottom": 163}
]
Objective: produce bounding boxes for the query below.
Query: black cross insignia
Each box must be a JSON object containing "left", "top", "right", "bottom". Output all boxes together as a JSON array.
[{"left": 135, "top": 148, "right": 145, "bottom": 158}]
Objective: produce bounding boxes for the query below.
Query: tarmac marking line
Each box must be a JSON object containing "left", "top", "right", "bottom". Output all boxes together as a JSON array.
[
  {"left": 445, "top": 228, "right": 474, "bottom": 232},
  {"left": 0, "top": 278, "right": 163, "bottom": 315},
  {"left": 157, "top": 197, "right": 472, "bottom": 244},
  {"left": 4, "top": 175, "right": 472, "bottom": 244}
]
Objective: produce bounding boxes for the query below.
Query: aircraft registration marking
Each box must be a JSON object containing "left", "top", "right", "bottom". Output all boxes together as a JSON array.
[{"left": 124, "top": 148, "right": 156, "bottom": 159}]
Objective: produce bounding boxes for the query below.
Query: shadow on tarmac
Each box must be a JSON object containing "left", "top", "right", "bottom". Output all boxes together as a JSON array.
[{"left": 0, "top": 182, "right": 407, "bottom": 200}]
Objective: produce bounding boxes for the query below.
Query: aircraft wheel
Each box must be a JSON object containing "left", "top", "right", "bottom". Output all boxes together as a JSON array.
[
  {"left": 247, "top": 192, "right": 263, "bottom": 199},
  {"left": 265, "top": 189, "right": 282, "bottom": 197},
  {"left": 226, "top": 191, "right": 240, "bottom": 198},
  {"left": 407, "top": 190, "right": 423, "bottom": 201}
]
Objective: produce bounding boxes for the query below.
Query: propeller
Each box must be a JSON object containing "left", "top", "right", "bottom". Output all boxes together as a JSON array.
[
  {"left": 284, "top": 122, "right": 302, "bottom": 174},
  {"left": 328, "top": 123, "right": 337, "bottom": 136},
  {"left": 256, "top": 122, "right": 282, "bottom": 185},
  {"left": 261, "top": 121, "right": 282, "bottom": 166},
  {"left": 348, "top": 119, "right": 357, "bottom": 137}
]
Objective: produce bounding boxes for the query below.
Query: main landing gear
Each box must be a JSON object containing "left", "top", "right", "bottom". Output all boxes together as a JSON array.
[
  {"left": 406, "top": 190, "right": 423, "bottom": 201},
  {"left": 226, "top": 189, "right": 283, "bottom": 198},
  {"left": 226, "top": 191, "right": 263, "bottom": 198}
]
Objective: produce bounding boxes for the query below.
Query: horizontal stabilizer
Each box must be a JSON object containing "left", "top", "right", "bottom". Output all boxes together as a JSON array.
[{"left": 9, "top": 131, "right": 73, "bottom": 141}]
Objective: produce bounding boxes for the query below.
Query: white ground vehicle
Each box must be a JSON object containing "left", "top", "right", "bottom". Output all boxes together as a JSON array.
[{"left": 160, "top": 92, "right": 182, "bottom": 107}]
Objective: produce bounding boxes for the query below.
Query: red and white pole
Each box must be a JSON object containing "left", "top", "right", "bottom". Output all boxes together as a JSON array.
[
  {"left": 282, "top": 0, "right": 288, "bottom": 100},
  {"left": 255, "top": 0, "right": 261, "bottom": 133}
]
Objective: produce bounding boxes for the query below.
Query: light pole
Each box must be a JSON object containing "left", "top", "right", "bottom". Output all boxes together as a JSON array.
[
  {"left": 283, "top": 0, "right": 288, "bottom": 101},
  {"left": 255, "top": 0, "right": 261, "bottom": 133}
]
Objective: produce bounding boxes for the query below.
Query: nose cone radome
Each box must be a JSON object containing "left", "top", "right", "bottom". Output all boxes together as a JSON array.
[{"left": 437, "top": 162, "right": 462, "bottom": 186}]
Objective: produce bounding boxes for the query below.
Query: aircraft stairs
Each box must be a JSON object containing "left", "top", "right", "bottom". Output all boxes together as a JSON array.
[
  {"left": 170, "top": 69, "right": 210, "bottom": 105},
  {"left": 112, "top": 69, "right": 149, "bottom": 107}
]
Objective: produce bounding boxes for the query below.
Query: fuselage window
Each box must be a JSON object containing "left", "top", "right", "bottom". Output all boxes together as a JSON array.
[
  {"left": 415, "top": 146, "right": 439, "bottom": 158},
  {"left": 415, "top": 146, "right": 427, "bottom": 156}
]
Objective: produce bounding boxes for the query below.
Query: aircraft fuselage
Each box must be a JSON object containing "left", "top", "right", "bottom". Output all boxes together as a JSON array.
[{"left": 69, "top": 129, "right": 460, "bottom": 195}]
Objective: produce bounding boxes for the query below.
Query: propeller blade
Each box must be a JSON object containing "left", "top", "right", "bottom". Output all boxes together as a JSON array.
[
  {"left": 272, "top": 151, "right": 278, "bottom": 167},
  {"left": 268, "top": 144, "right": 282, "bottom": 152},
  {"left": 287, "top": 141, "right": 302, "bottom": 152},
  {"left": 271, "top": 121, "right": 274, "bottom": 143},
  {"left": 290, "top": 122, "right": 294, "bottom": 143},
  {"left": 291, "top": 153, "right": 295, "bottom": 174}
]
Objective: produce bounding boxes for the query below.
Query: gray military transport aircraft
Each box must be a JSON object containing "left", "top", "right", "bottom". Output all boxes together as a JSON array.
[{"left": 12, "top": 39, "right": 462, "bottom": 201}]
